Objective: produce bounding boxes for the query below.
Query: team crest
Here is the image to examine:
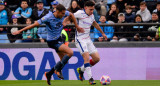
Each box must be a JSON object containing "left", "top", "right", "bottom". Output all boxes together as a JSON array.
[{"left": 42, "top": 17, "right": 45, "bottom": 20}]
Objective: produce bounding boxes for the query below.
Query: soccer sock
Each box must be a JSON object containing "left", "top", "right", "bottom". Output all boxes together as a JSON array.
[
  {"left": 84, "top": 63, "right": 92, "bottom": 79},
  {"left": 54, "top": 55, "right": 70, "bottom": 71},
  {"left": 80, "top": 65, "right": 85, "bottom": 72},
  {"left": 80, "top": 59, "right": 96, "bottom": 72},
  {"left": 90, "top": 59, "right": 96, "bottom": 66},
  {"left": 47, "top": 67, "right": 55, "bottom": 76}
]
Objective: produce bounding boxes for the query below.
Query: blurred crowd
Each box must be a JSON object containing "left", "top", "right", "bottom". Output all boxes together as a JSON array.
[{"left": 0, "top": 0, "right": 160, "bottom": 43}]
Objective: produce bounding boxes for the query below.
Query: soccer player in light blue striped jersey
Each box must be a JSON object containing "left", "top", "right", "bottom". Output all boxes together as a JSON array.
[{"left": 12, "top": 4, "right": 84, "bottom": 85}]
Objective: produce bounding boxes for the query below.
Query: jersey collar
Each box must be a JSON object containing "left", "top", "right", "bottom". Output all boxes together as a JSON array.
[{"left": 83, "top": 9, "right": 89, "bottom": 16}]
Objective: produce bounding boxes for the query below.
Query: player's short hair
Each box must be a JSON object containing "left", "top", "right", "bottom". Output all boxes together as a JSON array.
[
  {"left": 56, "top": 4, "right": 66, "bottom": 12},
  {"left": 84, "top": 0, "right": 95, "bottom": 7}
]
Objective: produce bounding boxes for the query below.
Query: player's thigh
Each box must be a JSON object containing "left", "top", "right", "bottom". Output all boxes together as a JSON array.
[
  {"left": 87, "top": 40, "right": 97, "bottom": 55},
  {"left": 58, "top": 44, "right": 73, "bottom": 57},
  {"left": 75, "top": 40, "right": 88, "bottom": 55}
]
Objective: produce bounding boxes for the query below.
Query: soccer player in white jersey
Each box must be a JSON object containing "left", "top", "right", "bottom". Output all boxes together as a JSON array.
[{"left": 74, "top": 0, "right": 107, "bottom": 85}]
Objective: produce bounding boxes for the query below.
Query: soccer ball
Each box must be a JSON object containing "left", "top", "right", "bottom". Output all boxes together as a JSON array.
[
  {"left": 11, "top": 27, "right": 18, "bottom": 35},
  {"left": 100, "top": 75, "right": 111, "bottom": 85}
]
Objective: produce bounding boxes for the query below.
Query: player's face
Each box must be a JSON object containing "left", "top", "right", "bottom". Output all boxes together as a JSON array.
[
  {"left": 57, "top": 10, "right": 66, "bottom": 18},
  {"left": 84, "top": 6, "right": 94, "bottom": 16}
]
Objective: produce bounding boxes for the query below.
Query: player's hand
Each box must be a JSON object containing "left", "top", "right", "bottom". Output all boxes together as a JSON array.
[
  {"left": 77, "top": 26, "right": 84, "bottom": 33},
  {"left": 12, "top": 30, "right": 21, "bottom": 35},
  {"left": 102, "top": 33, "right": 107, "bottom": 40}
]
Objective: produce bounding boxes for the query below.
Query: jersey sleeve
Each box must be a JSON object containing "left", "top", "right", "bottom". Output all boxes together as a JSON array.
[
  {"left": 74, "top": 10, "right": 81, "bottom": 18},
  {"left": 37, "top": 12, "right": 51, "bottom": 25},
  {"left": 65, "top": 11, "right": 70, "bottom": 17},
  {"left": 92, "top": 14, "right": 95, "bottom": 22}
]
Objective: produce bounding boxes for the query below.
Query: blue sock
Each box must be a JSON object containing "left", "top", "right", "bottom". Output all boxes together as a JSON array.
[
  {"left": 61, "top": 55, "right": 70, "bottom": 65},
  {"left": 84, "top": 63, "right": 91, "bottom": 68},
  {"left": 54, "top": 55, "right": 70, "bottom": 71},
  {"left": 54, "top": 61, "right": 63, "bottom": 71}
]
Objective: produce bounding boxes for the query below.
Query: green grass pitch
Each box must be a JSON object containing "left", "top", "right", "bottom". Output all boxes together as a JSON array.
[{"left": 0, "top": 80, "right": 160, "bottom": 86}]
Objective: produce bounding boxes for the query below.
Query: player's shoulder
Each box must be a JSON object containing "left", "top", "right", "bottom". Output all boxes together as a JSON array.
[
  {"left": 75, "top": 10, "right": 85, "bottom": 14},
  {"left": 45, "top": 11, "right": 53, "bottom": 17}
]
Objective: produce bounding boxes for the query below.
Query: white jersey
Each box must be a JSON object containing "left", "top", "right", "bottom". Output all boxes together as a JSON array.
[
  {"left": 74, "top": 10, "right": 97, "bottom": 55},
  {"left": 74, "top": 10, "right": 95, "bottom": 40}
]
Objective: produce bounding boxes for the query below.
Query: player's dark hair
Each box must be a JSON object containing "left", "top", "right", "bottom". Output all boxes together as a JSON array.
[
  {"left": 84, "top": 0, "right": 95, "bottom": 7},
  {"left": 56, "top": 4, "right": 66, "bottom": 12}
]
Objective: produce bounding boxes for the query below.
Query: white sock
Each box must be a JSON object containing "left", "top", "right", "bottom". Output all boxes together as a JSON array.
[
  {"left": 85, "top": 67, "right": 92, "bottom": 79},
  {"left": 80, "top": 65, "right": 85, "bottom": 72},
  {"left": 81, "top": 64, "right": 92, "bottom": 72}
]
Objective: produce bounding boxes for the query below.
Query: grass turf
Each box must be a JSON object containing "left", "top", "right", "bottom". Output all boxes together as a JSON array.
[{"left": 0, "top": 80, "right": 160, "bottom": 86}]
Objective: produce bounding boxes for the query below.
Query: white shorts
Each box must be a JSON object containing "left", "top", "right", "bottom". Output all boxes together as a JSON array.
[{"left": 75, "top": 38, "right": 97, "bottom": 55}]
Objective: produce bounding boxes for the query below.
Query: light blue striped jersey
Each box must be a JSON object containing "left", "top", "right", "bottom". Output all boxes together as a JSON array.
[{"left": 37, "top": 11, "right": 70, "bottom": 41}]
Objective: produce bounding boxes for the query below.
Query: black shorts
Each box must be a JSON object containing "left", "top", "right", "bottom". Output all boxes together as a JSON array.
[{"left": 47, "top": 37, "right": 64, "bottom": 52}]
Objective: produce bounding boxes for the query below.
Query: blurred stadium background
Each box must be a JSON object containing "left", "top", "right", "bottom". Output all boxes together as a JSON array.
[{"left": 1, "top": 0, "right": 160, "bottom": 86}]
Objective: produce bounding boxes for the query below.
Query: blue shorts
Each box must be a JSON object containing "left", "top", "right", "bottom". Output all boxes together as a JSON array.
[{"left": 47, "top": 37, "right": 64, "bottom": 52}]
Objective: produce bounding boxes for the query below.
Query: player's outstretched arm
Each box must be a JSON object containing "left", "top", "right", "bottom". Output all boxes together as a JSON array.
[
  {"left": 69, "top": 12, "right": 84, "bottom": 33},
  {"left": 92, "top": 21, "right": 108, "bottom": 40},
  {"left": 12, "top": 21, "right": 40, "bottom": 35}
]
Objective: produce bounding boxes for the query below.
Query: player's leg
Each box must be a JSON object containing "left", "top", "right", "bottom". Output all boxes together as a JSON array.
[
  {"left": 75, "top": 40, "right": 86, "bottom": 81},
  {"left": 55, "top": 52, "right": 66, "bottom": 79},
  {"left": 88, "top": 39, "right": 100, "bottom": 66},
  {"left": 54, "top": 44, "right": 73, "bottom": 70},
  {"left": 81, "top": 52, "right": 96, "bottom": 85},
  {"left": 90, "top": 52, "right": 100, "bottom": 66},
  {"left": 57, "top": 52, "right": 66, "bottom": 60},
  {"left": 79, "top": 40, "right": 99, "bottom": 71},
  {"left": 75, "top": 39, "right": 95, "bottom": 84},
  {"left": 80, "top": 40, "right": 98, "bottom": 84},
  {"left": 45, "top": 39, "right": 72, "bottom": 85}
]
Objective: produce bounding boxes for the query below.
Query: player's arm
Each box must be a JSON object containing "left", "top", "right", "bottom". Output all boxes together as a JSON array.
[
  {"left": 63, "top": 16, "right": 71, "bottom": 27},
  {"left": 69, "top": 12, "right": 84, "bottom": 33},
  {"left": 12, "top": 21, "right": 40, "bottom": 35},
  {"left": 92, "top": 21, "right": 108, "bottom": 40}
]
